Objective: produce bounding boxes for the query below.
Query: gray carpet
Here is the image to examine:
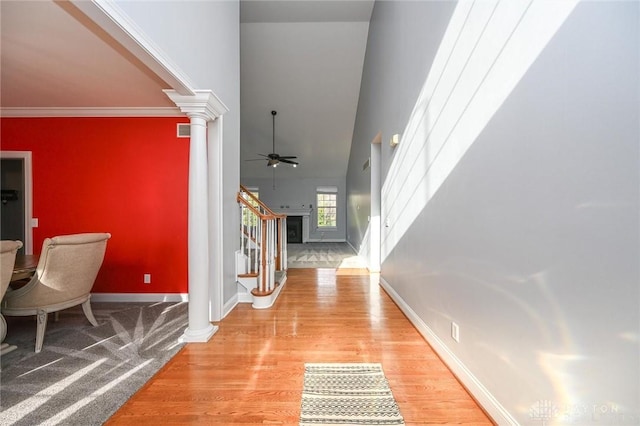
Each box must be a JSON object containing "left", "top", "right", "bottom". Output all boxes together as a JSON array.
[
  {"left": 0, "top": 301, "right": 187, "bottom": 425},
  {"left": 287, "top": 242, "right": 367, "bottom": 269}
]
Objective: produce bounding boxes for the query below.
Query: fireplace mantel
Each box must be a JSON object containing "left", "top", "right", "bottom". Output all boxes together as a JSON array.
[{"left": 272, "top": 208, "right": 312, "bottom": 217}]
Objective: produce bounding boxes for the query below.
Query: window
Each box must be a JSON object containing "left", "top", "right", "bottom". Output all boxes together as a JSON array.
[
  {"left": 316, "top": 186, "right": 337, "bottom": 228},
  {"left": 242, "top": 187, "right": 260, "bottom": 227},
  {"left": 248, "top": 188, "right": 259, "bottom": 204}
]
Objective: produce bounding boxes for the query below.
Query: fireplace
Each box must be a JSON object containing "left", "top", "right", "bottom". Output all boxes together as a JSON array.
[{"left": 287, "top": 216, "right": 303, "bottom": 243}]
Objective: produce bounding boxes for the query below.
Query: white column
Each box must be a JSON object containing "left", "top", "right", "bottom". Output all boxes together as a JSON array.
[
  {"left": 207, "top": 116, "right": 224, "bottom": 322},
  {"left": 181, "top": 113, "right": 217, "bottom": 342},
  {"left": 164, "top": 89, "right": 229, "bottom": 343}
]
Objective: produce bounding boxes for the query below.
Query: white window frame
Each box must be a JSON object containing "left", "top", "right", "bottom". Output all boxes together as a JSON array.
[
  {"left": 242, "top": 186, "right": 260, "bottom": 227},
  {"left": 316, "top": 186, "right": 338, "bottom": 229}
]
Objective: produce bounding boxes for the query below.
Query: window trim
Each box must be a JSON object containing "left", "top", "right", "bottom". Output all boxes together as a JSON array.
[{"left": 316, "top": 187, "right": 338, "bottom": 229}]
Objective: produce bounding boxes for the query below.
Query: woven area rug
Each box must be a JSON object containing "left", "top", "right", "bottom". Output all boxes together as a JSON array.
[
  {"left": 0, "top": 301, "right": 187, "bottom": 425},
  {"left": 288, "top": 243, "right": 367, "bottom": 269},
  {"left": 300, "top": 363, "right": 405, "bottom": 426}
]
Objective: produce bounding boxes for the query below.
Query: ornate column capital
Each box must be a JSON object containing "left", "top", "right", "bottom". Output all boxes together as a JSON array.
[{"left": 164, "top": 89, "right": 229, "bottom": 122}]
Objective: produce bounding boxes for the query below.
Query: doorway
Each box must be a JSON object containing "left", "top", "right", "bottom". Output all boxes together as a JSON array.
[
  {"left": 370, "top": 134, "right": 381, "bottom": 272},
  {"left": 0, "top": 151, "right": 33, "bottom": 254}
]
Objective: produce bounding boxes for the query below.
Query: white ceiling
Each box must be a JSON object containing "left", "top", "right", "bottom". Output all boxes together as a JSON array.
[{"left": 0, "top": 0, "right": 373, "bottom": 180}]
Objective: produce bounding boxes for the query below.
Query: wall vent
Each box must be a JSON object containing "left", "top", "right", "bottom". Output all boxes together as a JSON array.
[{"left": 177, "top": 123, "right": 190, "bottom": 138}]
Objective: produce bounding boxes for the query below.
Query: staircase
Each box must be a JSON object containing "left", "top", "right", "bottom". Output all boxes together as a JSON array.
[{"left": 236, "top": 185, "right": 287, "bottom": 308}]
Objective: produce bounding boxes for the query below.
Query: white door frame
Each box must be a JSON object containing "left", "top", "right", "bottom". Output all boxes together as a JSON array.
[
  {"left": 0, "top": 151, "right": 33, "bottom": 254},
  {"left": 370, "top": 133, "right": 382, "bottom": 272}
]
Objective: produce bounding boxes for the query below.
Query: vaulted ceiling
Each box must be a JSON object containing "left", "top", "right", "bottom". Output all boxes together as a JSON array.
[
  {"left": 239, "top": 1, "right": 372, "bottom": 179},
  {"left": 0, "top": 0, "right": 373, "bottom": 180}
]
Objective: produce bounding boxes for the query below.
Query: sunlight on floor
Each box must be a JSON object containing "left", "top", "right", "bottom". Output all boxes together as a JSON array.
[
  {"left": 44, "top": 360, "right": 153, "bottom": 424},
  {"left": 2, "top": 359, "right": 106, "bottom": 424}
]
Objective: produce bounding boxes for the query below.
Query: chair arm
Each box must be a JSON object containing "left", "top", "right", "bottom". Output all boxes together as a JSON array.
[{"left": 2, "top": 275, "right": 40, "bottom": 305}]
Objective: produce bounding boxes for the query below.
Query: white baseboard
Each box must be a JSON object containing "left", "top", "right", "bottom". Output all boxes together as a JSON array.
[
  {"left": 91, "top": 293, "right": 188, "bottom": 303},
  {"left": 223, "top": 293, "right": 238, "bottom": 318},
  {"left": 378, "top": 277, "right": 517, "bottom": 425}
]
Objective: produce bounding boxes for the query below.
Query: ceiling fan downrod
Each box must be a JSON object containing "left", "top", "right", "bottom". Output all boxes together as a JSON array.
[{"left": 272, "top": 110, "right": 277, "bottom": 155}]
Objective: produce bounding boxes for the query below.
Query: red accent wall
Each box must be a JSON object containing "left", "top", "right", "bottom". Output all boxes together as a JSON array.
[{"left": 1, "top": 117, "right": 190, "bottom": 294}]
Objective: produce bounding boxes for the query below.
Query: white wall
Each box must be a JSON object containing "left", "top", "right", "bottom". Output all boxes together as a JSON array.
[
  {"left": 346, "top": 0, "right": 456, "bottom": 259},
  {"left": 347, "top": 1, "right": 639, "bottom": 424},
  {"left": 114, "top": 0, "right": 241, "bottom": 307},
  {"left": 242, "top": 177, "right": 346, "bottom": 242}
]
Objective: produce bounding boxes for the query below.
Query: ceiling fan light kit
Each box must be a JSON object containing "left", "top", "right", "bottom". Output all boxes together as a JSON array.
[{"left": 247, "top": 110, "right": 299, "bottom": 168}]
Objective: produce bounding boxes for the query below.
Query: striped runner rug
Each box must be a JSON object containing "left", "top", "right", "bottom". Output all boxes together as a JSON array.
[{"left": 300, "top": 363, "right": 405, "bottom": 426}]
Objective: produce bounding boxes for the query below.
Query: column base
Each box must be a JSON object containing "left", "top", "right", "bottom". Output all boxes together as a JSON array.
[{"left": 179, "top": 323, "right": 218, "bottom": 343}]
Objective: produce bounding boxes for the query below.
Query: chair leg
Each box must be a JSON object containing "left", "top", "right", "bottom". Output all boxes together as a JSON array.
[
  {"left": 0, "top": 314, "right": 17, "bottom": 355},
  {"left": 35, "top": 310, "right": 48, "bottom": 353},
  {"left": 82, "top": 299, "right": 98, "bottom": 327},
  {"left": 0, "top": 313, "right": 7, "bottom": 342},
  {"left": 54, "top": 311, "right": 60, "bottom": 322}
]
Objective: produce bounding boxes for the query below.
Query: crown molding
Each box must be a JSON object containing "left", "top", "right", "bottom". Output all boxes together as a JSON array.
[{"left": 0, "top": 107, "right": 183, "bottom": 118}]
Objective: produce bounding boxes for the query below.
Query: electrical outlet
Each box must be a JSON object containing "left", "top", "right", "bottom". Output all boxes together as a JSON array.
[
  {"left": 451, "top": 322, "right": 460, "bottom": 343},
  {"left": 144, "top": 274, "right": 151, "bottom": 284}
]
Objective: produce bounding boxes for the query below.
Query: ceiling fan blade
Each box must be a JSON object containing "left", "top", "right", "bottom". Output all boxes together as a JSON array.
[
  {"left": 280, "top": 158, "right": 299, "bottom": 165},
  {"left": 278, "top": 156, "right": 297, "bottom": 159},
  {"left": 245, "top": 158, "right": 267, "bottom": 161}
]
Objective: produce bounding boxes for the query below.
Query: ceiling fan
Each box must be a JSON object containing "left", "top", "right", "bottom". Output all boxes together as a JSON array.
[{"left": 248, "top": 110, "right": 298, "bottom": 168}]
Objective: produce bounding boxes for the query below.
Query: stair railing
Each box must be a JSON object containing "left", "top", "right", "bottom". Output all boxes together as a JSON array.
[
  {"left": 239, "top": 185, "right": 287, "bottom": 271},
  {"left": 237, "top": 186, "right": 287, "bottom": 295}
]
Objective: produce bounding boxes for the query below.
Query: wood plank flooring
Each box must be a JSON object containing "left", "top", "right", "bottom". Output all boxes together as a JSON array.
[{"left": 106, "top": 268, "right": 493, "bottom": 425}]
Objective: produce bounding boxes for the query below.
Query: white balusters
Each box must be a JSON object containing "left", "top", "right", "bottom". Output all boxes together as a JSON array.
[
  {"left": 237, "top": 185, "right": 288, "bottom": 296},
  {"left": 281, "top": 217, "right": 287, "bottom": 271}
]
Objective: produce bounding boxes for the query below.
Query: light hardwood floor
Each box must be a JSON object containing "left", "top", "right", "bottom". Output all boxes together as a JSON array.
[{"left": 107, "top": 268, "right": 493, "bottom": 425}]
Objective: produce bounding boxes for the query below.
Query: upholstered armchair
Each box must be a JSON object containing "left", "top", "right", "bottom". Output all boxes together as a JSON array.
[
  {"left": 1, "top": 240, "right": 23, "bottom": 355},
  {"left": 2, "top": 233, "right": 111, "bottom": 353}
]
